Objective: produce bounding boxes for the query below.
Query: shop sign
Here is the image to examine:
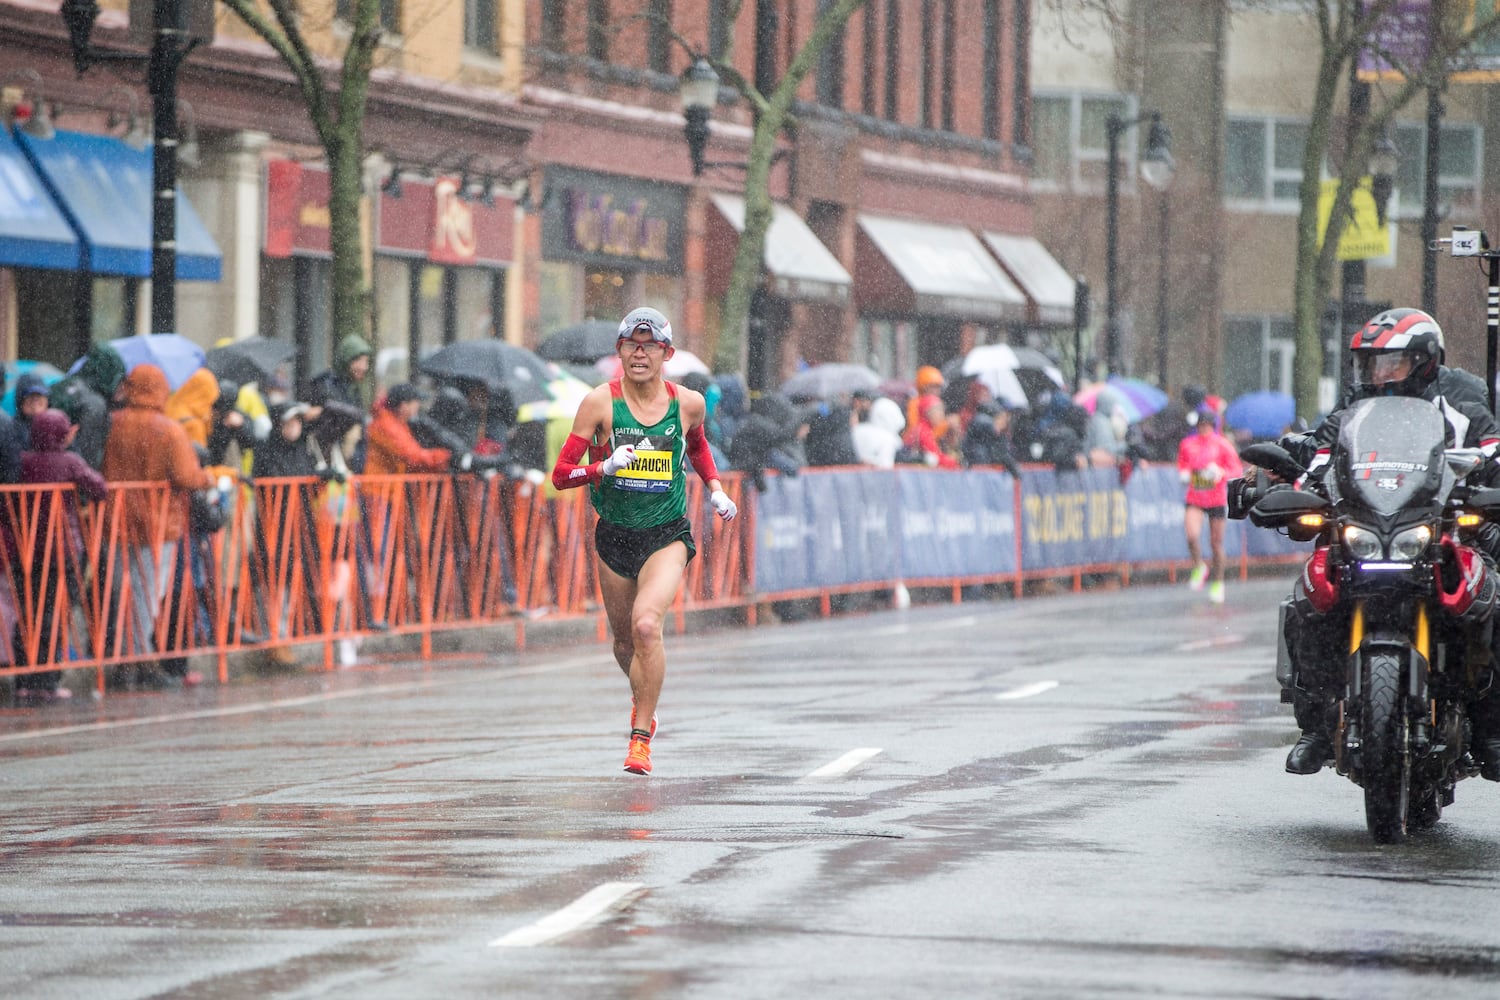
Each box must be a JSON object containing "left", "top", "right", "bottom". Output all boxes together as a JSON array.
[
  {"left": 379, "top": 175, "right": 514, "bottom": 267},
  {"left": 264, "top": 160, "right": 331, "bottom": 258},
  {"left": 542, "top": 167, "right": 684, "bottom": 273}
]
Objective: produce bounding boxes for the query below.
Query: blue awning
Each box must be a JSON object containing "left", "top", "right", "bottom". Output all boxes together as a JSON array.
[
  {"left": 16, "top": 128, "right": 221, "bottom": 281},
  {"left": 0, "top": 126, "right": 79, "bottom": 271}
]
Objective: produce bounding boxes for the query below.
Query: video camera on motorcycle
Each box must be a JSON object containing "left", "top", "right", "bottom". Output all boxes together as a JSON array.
[{"left": 1240, "top": 442, "right": 1306, "bottom": 483}]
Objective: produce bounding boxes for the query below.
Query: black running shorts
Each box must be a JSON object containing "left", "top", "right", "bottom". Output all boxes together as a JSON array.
[{"left": 595, "top": 516, "right": 697, "bottom": 580}]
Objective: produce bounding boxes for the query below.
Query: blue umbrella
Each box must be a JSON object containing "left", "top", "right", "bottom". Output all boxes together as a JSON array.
[
  {"left": 0, "top": 360, "right": 65, "bottom": 416},
  {"left": 71, "top": 333, "right": 206, "bottom": 391},
  {"left": 1225, "top": 390, "right": 1296, "bottom": 440}
]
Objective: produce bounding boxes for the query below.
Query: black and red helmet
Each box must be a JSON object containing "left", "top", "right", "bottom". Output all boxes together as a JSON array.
[{"left": 1348, "top": 307, "right": 1444, "bottom": 398}]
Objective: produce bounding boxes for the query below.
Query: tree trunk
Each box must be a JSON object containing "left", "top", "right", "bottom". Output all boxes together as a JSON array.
[{"left": 714, "top": 0, "right": 870, "bottom": 374}]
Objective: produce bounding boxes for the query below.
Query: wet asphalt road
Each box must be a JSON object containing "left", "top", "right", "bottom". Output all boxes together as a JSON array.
[{"left": 4, "top": 577, "right": 1500, "bottom": 999}]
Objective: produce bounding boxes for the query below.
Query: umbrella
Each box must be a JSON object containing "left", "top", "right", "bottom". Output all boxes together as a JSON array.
[
  {"left": 1074, "top": 376, "right": 1169, "bottom": 424},
  {"left": 959, "top": 343, "right": 1068, "bottom": 409},
  {"left": 0, "top": 360, "right": 65, "bottom": 416},
  {"left": 517, "top": 371, "right": 595, "bottom": 424},
  {"left": 204, "top": 336, "right": 294, "bottom": 386},
  {"left": 418, "top": 339, "right": 556, "bottom": 406},
  {"left": 72, "top": 333, "right": 206, "bottom": 391},
  {"left": 594, "top": 347, "right": 712, "bottom": 382},
  {"left": 536, "top": 320, "right": 621, "bottom": 362},
  {"left": 779, "top": 363, "right": 881, "bottom": 402},
  {"left": 1225, "top": 390, "right": 1296, "bottom": 440}
]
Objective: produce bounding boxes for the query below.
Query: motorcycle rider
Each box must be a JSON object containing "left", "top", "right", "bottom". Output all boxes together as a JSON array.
[{"left": 1274, "top": 308, "right": 1500, "bottom": 778}]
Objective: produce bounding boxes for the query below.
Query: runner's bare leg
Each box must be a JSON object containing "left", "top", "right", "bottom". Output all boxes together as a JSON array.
[
  {"left": 1183, "top": 505, "right": 1205, "bottom": 567},
  {"left": 599, "top": 565, "right": 637, "bottom": 677},
  {"left": 618, "top": 541, "right": 688, "bottom": 732},
  {"left": 1208, "top": 515, "right": 1227, "bottom": 583}
]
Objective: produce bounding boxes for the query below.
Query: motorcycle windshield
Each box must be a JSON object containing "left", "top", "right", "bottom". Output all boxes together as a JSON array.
[{"left": 1334, "top": 396, "right": 1447, "bottom": 516}]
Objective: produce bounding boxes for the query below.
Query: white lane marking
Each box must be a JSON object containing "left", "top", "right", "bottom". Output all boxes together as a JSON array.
[
  {"left": 868, "top": 615, "right": 977, "bottom": 638},
  {"left": 1174, "top": 633, "right": 1246, "bottom": 652},
  {"left": 0, "top": 655, "right": 600, "bottom": 745},
  {"left": 490, "top": 881, "right": 647, "bottom": 948},
  {"left": 802, "top": 747, "right": 883, "bottom": 780},
  {"left": 994, "top": 680, "right": 1059, "bottom": 701}
]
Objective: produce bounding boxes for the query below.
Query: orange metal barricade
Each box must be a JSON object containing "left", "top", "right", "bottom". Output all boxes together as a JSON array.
[{"left": 0, "top": 468, "right": 1303, "bottom": 698}]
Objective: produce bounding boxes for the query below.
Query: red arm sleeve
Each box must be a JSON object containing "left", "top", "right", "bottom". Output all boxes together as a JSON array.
[
  {"left": 685, "top": 423, "right": 719, "bottom": 484},
  {"left": 552, "top": 433, "right": 602, "bottom": 491}
]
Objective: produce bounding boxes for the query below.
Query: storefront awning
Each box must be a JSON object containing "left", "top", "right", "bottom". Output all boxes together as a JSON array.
[
  {"left": 16, "top": 129, "right": 221, "bottom": 280},
  {"left": 709, "top": 193, "right": 850, "bottom": 304},
  {"left": 0, "top": 126, "right": 78, "bottom": 270},
  {"left": 855, "top": 214, "right": 1026, "bottom": 321},
  {"left": 980, "top": 232, "right": 1077, "bottom": 326}
]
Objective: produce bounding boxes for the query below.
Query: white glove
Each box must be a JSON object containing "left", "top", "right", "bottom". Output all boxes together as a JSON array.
[
  {"left": 216, "top": 475, "right": 234, "bottom": 496},
  {"left": 602, "top": 444, "right": 638, "bottom": 476},
  {"left": 1203, "top": 463, "right": 1224, "bottom": 485},
  {"left": 710, "top": 489, "right": 737, "bottom": 522}
]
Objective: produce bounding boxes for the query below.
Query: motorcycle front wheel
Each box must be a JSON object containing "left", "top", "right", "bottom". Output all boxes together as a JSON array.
[{"left": 1363, "top": 650, "right": 1411, "bottom": 844}]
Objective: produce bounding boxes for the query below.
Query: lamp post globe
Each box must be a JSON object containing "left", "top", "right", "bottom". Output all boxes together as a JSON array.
[{"left": 680, "top": 58, "right": 720, "bottom": 177}]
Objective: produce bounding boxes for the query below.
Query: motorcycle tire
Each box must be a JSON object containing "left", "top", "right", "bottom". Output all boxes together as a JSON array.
[{"left": 1363, "top": 650, "right": 1411, "bottom": 844}]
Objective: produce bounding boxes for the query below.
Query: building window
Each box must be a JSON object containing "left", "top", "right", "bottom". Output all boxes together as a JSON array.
[
  {"left": 883, "top": 0, "right": 900, "bottom": 121},
  {"left": 463, "top": 0, "right": 497, "bottom": 54},
  {"left": 1012, "top": 0, "right": 1030, "bottom": 152},
  {"left": 940, "top": 0, "right": 957, "bottom": 132},
  {"left": 861, "top": 2, "right": 878, "bottom": 117},
  {"left": 1224, "top": 315, "right": 1295, "bottom": 400},
  {"left": 919, "top": 3, "right": 936, "bottom": 128},
  {"left": 982, "top": 0, "right": 1001, "bottom": 141},
  {"left": 541, "top": 0, "right": 566, "bottom": 52},
  {"left": 1393, "top": 120, "right": 1482, "bottom": 218},
  {"left": 816, "top": 0, "right": 846, "bottom": 108},
  {"left": 648, "top": 0, "right": 672, "bottom": 73},
  {"left": 1224, "top": 116, "right": 1310, "bottom": 208},
  {"left": 1030, "top": 91, "right": 1132, "bottom": 191},
  {"left": 588, "top": 0, "right": 609, "bottom": 61},
  {"left": 336, "top": 0, "right": 400, "bottom": 31}
]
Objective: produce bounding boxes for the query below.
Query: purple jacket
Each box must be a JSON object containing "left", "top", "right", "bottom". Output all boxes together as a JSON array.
[{"left": 22, "top": 409, "right": 107, "bottom": 500}]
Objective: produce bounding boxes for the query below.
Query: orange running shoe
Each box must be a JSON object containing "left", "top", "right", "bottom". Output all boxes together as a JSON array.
[
  {"left": 623, "top": 735, "right": 652, "bottom": 775},
  {"left": 630, "top": 703, "right": 658, "bottom": 738}
]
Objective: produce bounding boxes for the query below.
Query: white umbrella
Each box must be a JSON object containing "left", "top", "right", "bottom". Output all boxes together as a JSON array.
[{"left": 960, "top": 344, "right": 1067, "bottom": 408}]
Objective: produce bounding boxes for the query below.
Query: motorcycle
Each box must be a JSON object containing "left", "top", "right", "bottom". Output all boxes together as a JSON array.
[{"left": 1230, "top": 395, "right": 1500, "bottom": 843}]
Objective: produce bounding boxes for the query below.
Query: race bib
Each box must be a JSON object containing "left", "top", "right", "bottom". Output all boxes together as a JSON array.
[{"left": 612, "top": 449, "right": 674, "bottom": 492}]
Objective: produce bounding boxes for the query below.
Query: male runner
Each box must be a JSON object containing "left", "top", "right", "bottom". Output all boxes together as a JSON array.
[{"left": 550, "top": 307, "right": 738, "bottom": 774}]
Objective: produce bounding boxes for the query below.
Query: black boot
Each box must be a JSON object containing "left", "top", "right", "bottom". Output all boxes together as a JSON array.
[
  {"left": 1286, "top": 731, "right": 1333, "bottom": 774},
  {"left": 1472, "top": 740, "right": 1500, "bottom": 781}
]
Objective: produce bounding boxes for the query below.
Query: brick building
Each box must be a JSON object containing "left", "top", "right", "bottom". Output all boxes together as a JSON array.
[{"left": 0, "top": 0, "right": 1067, "bottom": 394}]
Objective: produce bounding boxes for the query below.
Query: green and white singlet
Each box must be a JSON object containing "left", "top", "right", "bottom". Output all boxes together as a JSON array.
[{"left": 591, "top": 379, "right": 687, "bottom": 529}]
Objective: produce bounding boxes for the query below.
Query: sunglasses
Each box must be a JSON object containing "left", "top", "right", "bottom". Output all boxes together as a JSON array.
[{"left": 619, "top": 338, "right": 666, "bottom": 355}]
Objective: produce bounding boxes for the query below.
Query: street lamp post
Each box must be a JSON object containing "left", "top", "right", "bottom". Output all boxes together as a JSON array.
[
  {"left": 60, "top": 0, "right": 201, "bottom": 337},
  {"left": 1104, "top": 111, "right": 1174, "bottom": 378}
]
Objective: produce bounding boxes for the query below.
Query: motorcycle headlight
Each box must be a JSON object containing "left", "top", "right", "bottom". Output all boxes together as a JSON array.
[
  {"left": 1389, "top": 524, "right": 1434, "bottom": 562},
  {"left": 1343, "top": 524, "right": 1384, "bottom": 561}
]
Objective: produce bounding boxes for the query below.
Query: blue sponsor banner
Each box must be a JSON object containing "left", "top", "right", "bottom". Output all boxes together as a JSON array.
[
  {"left": 1018, "top": 466, "right": 1128, "bottom": 570},
  {"left": 897, "top": 469, "right": 1017, "bottom": 579},
  {"left": 752, "top": 469, "right": 899, "bottom": 591},
  {"left": 1125, "top": 466, "right": 1188, "bottom": 563},
  {"left": 824, "top": 469, "right": 901, "bottom": 585},
  {"left": 751, "top": 464, "right": 1304, "bottom": 595}
]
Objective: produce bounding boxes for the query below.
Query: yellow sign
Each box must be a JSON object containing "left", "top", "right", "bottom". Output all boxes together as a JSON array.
[{"left": 1317, "top": 177, "right": 1391, "bottom": 261}]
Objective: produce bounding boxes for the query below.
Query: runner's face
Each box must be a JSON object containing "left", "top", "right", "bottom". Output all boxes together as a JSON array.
[{"left": 618, "top": 331, "right": 672, "bottom": 380}]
